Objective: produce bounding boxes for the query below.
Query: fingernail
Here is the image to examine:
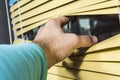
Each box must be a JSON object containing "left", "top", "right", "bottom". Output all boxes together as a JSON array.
[{"left": 90, "top": 36, "right": 98, "bottom": 43}]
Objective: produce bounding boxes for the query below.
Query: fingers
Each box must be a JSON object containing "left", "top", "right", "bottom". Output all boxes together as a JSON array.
[
  {"left": 77, "top": 35, "right": 98, "bottom": 48},
  {"left": 38, "top": 27, "right": 44, "bottom": 32},
  {"left": 54, "top": 16, "right": 69, "bottom": 26},
  {"left": 46, "top": 16, "right": 69, "bottom": 28},
  {"left": 35, "top": 27, "right": 44, "bottom": 39},
  {"left": 37, "top": 27, "right": 44, "bottom": 35}
]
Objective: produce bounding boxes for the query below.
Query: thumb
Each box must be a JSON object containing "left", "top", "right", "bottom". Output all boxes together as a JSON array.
[{"left": 76, "top": 35, "right": 98, "bottom": 48}]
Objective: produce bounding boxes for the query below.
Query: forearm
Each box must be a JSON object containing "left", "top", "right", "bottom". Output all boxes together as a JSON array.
[{"left": 0, "top": 43, "right": 48, "bottom": 80}]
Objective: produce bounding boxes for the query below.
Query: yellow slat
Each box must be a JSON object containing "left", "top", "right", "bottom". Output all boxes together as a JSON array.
[
  {"left": 64, "top": 0, "right": 119, "bottom": 15},
  {"left": 63, "top": 59, "right": 120, "bottom": 76},
  {"left": 78, "top": 70, "right": 120, "bottom": 80},
  {"left": 69, "top": 7, "right": 118, "bottom": 15},
  {"left": 48, "top": 66, "right": 78, "bottom": 79},
  {"left": 47, "top": 73, "right": 74, "bottom": 80},
  {"left": 11, "top": 0, "right": 49, "bottom": 18},
  {"left": 13, "top": 39, "right": 31, "bottom": 44},
  {"left": 48, "top": 66, "right": 120, "bottom": 80},
  {"left": 10, "top": 0, "right": 31, "bottom": 12},
  {"left": 12, "top": 0, "right": 107, "bottom": 30},
  {"left": 15, "top": 19, "right": 48, "bottom": 36},
  {"left": 12, "top": 0, "right": 74, "bottom": 24},
  {"left": 70, "top": 48, "right": 120, "bottom": 62}
]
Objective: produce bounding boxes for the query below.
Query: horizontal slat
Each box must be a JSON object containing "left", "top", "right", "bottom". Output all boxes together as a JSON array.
[
  {"left": 11, "top": 0, "right": 49, "bottom": 18},
  {"left": 78, "top": 70, "right": 120, "bottom": 80},
  {"left": 15, "top": 19, "right": 48, "bottom": 36},
  {"left": 48, "top": 66, "right": 120, "bottom": 80},
  {"left": 10, "top": 0, "right": 31, "bottom": 12},
  {"left": 48, "top": 66, "right": 78, "bottom": 79},
  {"left": 70, "top": 48, "right": 120, "bottom": 62},
  {"left": 13, "top": 39, "right": 31, "bottom": 44},
  {"left": 12, "top": 0, "right": 74, "bottom": 24},
  {"left": 69, "top": 7, "right": 118, "bottom": 15},
  {"left": 12, "top": 0, "right": 107, "bottom": 30},
  {"left": 47, "top": 73, "right": 75, "bottom": 80},
  {"left": 62, "top": 59, "right": 120, "bottom": 76},
  {"left": 64, "top": 0, "right": 119, "bottom": 15}
]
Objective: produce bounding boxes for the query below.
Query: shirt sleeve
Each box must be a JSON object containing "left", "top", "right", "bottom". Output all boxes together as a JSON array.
[{"left": 0, "top": 42, "right": 48, "bottom": 80}]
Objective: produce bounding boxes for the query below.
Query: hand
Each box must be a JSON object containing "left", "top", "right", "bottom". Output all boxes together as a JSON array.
[{"left": 33, "top": 16, "right": 98, "bottom": 68}]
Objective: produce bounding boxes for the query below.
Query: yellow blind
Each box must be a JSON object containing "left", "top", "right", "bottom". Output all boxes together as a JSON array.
[
  {"left": 10, "top": 0, "right": 120, "bottom": 37},
  {"left": 10, "top": 1, "right": 120, "bottom": 79}
]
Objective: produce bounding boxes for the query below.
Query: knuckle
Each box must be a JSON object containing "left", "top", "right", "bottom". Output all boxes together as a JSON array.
[
  {"left": 70, "top": 34, "right": 80, "bottom": 43},
  {"left": 77, "top": 35, "right": 93, "bottom": 47},
  {"left": 83, "top": 37, "right": 93, "bottom": 46},
  {"left": 47, "top": 19, "right": 57, "bottom": 26}
]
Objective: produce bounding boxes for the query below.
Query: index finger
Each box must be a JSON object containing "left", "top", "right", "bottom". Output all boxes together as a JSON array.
[
  {"left": 77, "top": 35, "right": 98, "bottom": 48},
  {"left": 54, "top": 16, "right": 69, "bottom": 26},
  {"left": 46, "top": 16, "right": 69, "bottom": 27}
]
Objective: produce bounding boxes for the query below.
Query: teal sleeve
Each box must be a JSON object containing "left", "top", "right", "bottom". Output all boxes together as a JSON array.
[{"left": 0, "top": 43, "right": 48, "bottom": 80}]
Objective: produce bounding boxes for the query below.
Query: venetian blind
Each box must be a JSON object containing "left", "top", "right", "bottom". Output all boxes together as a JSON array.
[
  {"left": 10, "top": 0, "right": 120, "bottom": 36},
  {"left": 10, "top": 1, "right": 120, "bottom": 80}
]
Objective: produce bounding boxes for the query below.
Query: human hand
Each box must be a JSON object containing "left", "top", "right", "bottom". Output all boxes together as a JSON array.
[{"left": 33, "top": 16, "right": 98, "bottom": 68}]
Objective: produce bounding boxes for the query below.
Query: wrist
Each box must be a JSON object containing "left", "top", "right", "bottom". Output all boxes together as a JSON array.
[{"left": 33, "top": 39, "right": 56, "bottom": 68}]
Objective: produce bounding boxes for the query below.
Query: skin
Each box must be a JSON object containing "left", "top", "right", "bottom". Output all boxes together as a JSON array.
[{"left": 33, "top": 16, "right": 98, "bottom": 68}]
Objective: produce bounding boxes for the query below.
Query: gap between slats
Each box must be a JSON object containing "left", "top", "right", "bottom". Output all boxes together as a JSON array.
[{"left": 12, "top": 0, "right": 107, "bottom": 29}]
